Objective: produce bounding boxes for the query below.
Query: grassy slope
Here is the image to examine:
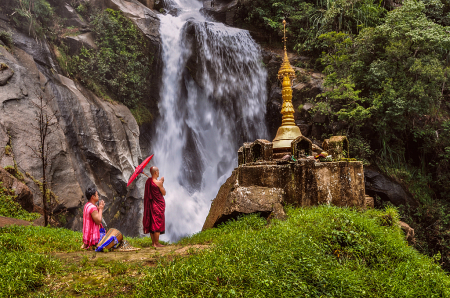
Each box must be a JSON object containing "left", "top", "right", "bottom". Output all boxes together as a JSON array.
[
  {"left": 1, "top": 206, "right": 449, "bottom": 297},
  {"left": 137, "top": 206, "right": 450, "bottom": 298}
]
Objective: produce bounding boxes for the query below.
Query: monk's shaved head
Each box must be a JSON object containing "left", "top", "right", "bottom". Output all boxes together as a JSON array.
[{"left": 150, "top": 167, "right": 158, "bottom": 175}]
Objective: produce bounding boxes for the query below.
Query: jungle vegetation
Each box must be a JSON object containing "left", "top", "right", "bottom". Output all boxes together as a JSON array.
[{"left": 237, "top": 0, "right": 450, "bottom": 271}]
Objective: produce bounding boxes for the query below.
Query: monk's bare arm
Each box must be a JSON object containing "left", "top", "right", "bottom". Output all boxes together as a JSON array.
[{"left": 154, "top": 180, "right": 166, "bottom": 196}]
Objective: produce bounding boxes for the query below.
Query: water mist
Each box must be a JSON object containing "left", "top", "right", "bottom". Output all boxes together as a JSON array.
[{"left": 153, "top": 0, "right": 268, "bottom": 241}]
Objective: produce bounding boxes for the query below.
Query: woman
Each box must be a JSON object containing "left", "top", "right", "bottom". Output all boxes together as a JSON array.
[{"left": 82, "top": 186, "right": 104, "bottom": 249}]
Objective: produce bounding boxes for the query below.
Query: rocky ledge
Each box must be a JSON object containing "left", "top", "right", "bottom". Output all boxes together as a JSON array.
[{"left": 203, "top": 159, "right": 366, "bottom": 230}]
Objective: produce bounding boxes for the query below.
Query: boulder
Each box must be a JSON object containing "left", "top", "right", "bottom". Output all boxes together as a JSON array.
[
  {"left": 0, "top": 167, "right": 34, "bottom": 212},
  {"left": 202, "top": 170, "right": 286, "bottom": 230},
  {"left": 138, "top": 0, "right": 155, "bottom": 9},
  {"left": 311, "top": 124, "right": 324, "bottom": 141},
  {"left": 399, "top": 221, "right": 415, "bottom": 245},
  {"left": 364, "top": 168, "right": 418, "bottom": 207},
  {"left": 201, "top": 0, "right": 238, "bottom": 26},
  {"left": 63, "top": 32, "right": 97, "bottom": 56},
  {"left": 312, "top": 111, "right": 327, "bottom": 123},
  {"left": 300, "top": 102, "right": 314, "bottom": 120},
  {"left": 55, "top": 3, "right": 88, "bottom": 28}
]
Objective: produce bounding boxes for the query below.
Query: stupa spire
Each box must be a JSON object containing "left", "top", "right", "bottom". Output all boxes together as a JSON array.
[{"left": 272, "top": 20, "right": 302, "bottom": 150}]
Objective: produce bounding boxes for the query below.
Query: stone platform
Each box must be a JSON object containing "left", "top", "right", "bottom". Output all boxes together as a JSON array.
[{"left": 202, "top": 160, "right": 365, "bottom": 230}]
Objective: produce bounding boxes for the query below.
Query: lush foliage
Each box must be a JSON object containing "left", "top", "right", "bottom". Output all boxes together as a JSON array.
[
  {"left": 67, "top": 9, "right": 153, "bottom": 108},
  {"left": 312, "top": 0, "right": 450, "bottom": 271},
  {"left": 9, "top": 0, "right": 54, "bottom": 38},
  {"left": 136, "top": 207, "right": 450, "bottom": 297},
  {"left": 235, "top": 0, "right": 386, "bottom": 56},
  {"left": 0, "top": 182, "right": 40, "bottom": 221}
]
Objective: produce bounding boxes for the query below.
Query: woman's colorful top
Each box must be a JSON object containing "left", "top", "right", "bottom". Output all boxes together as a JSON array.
[{"left": 83, "top": 202, "right": 102, "bottom": 247}]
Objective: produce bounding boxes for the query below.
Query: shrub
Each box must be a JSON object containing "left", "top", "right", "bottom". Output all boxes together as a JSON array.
[
  {"left": 68, "top": 9, "right": 152, "bottom": 109},
  {"left": 0, "top": 182, "right": 40, "bottom": 221},
  {"left": 10, "top": 0, "right": 53, "bottom": 38},
  {"left": 0, "top": 30, "right": 12, "bottom": 48}
]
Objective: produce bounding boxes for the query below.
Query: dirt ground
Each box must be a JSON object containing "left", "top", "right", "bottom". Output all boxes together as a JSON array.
[
  {"left": 0, "top": 216, "right": 36, "bottom": 228},
  {"left": 53, "top": 244, "right": 210, "bottom": 265}
]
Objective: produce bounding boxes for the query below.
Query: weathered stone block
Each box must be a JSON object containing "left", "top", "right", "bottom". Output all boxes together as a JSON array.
[
  {"left": 291, "top": 135, "right": 312, "bottom": 158},
  {"left": 250, "top": 139, "right": 273, "bottom": 162},
  {"left": 243, "top": 142, "right": 253, "bottom": 164},
  {"left": 313, "top": 161, "right": 364, "bottom": 207},
  {"left": 323, "top": 136, "right": 349, "bottom": 160},
  {"left": 364, "top": 196, "right": 374, "bottom": 209},
  {"left": 203, "top": 160, "right": 366, "bottom": 230},
  {"left": 238, "top": 146, "right": 244, "bottom": 166}
]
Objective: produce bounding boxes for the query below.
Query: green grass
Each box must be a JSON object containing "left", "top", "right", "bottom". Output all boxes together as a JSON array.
[
  {"left": 2, "top": 206, "right": 450, "bottom": 297},
  {"left": 136, "top": 206, "right": 450, "bottom": 297},
  {"left": 0, "top": 225, "right": 83, "bottom": 297}
]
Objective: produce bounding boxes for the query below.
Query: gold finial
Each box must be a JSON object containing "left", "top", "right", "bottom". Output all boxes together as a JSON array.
[
  {"left": 277, "top": 20, "right": 295, "bottom": 83},
  {"left": 273, "top": 19, "right": 302, "bottom": 150}
]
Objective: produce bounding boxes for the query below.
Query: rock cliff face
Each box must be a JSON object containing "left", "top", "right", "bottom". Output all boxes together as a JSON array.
[{"left": 0, "top": 0, "right": 162, "bottom": 235}]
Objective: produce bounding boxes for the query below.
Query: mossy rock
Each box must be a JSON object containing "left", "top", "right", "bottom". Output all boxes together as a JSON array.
[{"left": 323, "top": 136, "right": 349, "bottom": 160}]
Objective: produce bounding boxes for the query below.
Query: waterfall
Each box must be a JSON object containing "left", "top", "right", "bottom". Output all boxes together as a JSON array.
[{"left": 154, "top": 0, "right": 268, "bottom": 242}]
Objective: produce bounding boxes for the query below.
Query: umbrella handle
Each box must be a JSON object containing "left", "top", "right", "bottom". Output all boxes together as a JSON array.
[{"left": 141, "top": 172, "right": 149, "bottom": 178}]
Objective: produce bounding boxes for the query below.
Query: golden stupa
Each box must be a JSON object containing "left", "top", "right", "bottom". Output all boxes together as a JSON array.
[{"left": 272, "top": 20, "right": 302, "bottom": 150}]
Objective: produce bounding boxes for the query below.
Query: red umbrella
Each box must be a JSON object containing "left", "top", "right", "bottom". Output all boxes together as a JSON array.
[{"left": 127, "top": 154, "right": 154, "bottom": 187}]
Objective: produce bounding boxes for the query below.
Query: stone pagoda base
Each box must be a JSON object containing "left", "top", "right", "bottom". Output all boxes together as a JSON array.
[{"left": 202, "top": 159, "right": 366, "bottom": 231}]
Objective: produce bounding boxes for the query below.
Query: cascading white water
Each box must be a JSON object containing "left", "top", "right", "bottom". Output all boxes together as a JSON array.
[{"left": 154, "top": 0, "right": 268, "bottom": 242}]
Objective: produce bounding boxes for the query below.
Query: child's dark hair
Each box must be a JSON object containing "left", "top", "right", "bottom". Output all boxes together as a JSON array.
[{"left": 85, "top": 186, "right": 97, "bottom": 201}]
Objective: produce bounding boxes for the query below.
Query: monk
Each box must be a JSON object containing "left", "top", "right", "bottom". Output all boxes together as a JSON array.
[
  {"left": 143, "top": 166, "right": 166, "bottom": 247},
  {"left": 82, "top": 186, "right": 104, "bottom": 249}
]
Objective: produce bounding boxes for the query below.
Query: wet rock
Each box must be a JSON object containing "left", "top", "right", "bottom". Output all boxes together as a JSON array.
[
  {"left": 0, "top": 167, "right": 34, "bottom": 212},
  {"left": 139, "top": 0, "right": 155, "bottom": 9},
  {"left": 6, "top": 23, "right": 59, "bottom": 70},
  {"left": 311, "top": 124, "right": 324, "bottom": 141},
  {"left": 297, "top": 123, "right": 311, "bottom": 137},
  {"left": 364, "top": 168, "right": 418, "bottom": 207},
  {"left": 203, "top": 160, "right": 365, "bottom": 230},
  {"left": 55, "top": 3, "right": 88, "bottom": 28},
  {"left": 63, "top": 32, "right": 97, "bottom": 56},
  {"left": 201, "top": 0, "right": 238, "bottom": 26},
  {"left": 313, "top": 111, "right": 327, "bottom": 123}
]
